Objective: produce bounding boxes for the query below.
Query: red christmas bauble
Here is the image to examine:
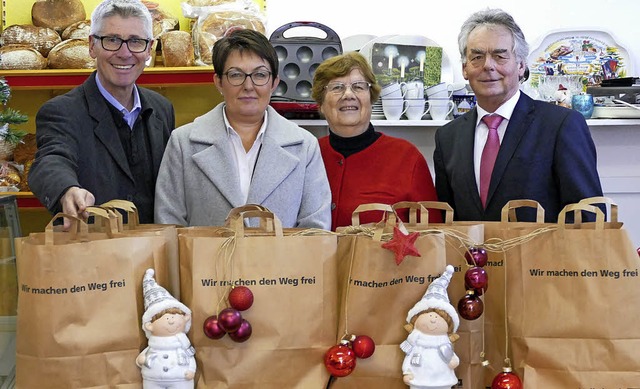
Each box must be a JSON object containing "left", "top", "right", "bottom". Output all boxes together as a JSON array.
[
  {"left": 491, "top": 370, "right": 522, "bottom": 389},
  {"left": 218, "top": 308, "right": 243, "bottom": 333},
  {"left": 228, "top": 319, "right": 252, "bottom": 342},
  {"left": 352, "top": 335, "right": 375, "bottom": 359},
  {"left": 637, "top": 246, "right": 640, "bottom": 257},
  {"left": 324, "top": 344, "right": 356, "bottom": 377},
  {"left": 203, "top": 315, "right": 226, "bottom": 339},
  {"left": 464, "top": 266, "right": 488, "bottom": 290},
  {"left": 464, "top": 247, "right": 488, "bottom": 267},
  {"left": 458, "top": 292, "right": 484, "bottom": 320},
  {"left": 229, "top": 286, "right": 254, "bottom": 311}
]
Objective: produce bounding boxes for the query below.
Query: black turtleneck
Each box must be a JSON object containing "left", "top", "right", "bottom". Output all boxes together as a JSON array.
[{"left": 328, "top": 123, "right": 381, "bottom": 158}]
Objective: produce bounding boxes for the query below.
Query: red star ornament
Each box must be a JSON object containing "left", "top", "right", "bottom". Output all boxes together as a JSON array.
[{"left": 381, "top": 226, "right": 421, "bottom": 265}]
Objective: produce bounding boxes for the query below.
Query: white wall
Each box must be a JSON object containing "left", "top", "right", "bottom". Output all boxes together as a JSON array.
[
  {"left": 267, "top": 0, "right": 640, "bottom": 247},
  {"left": 265, "top": 0, "right": 640, "bottom": 82}
]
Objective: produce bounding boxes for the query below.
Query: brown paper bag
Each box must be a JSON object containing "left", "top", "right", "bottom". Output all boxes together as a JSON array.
[
  {"left": 100, "top": 200, "right": 180, "bottom": 299},
  {"left": 331, "top": 204, "right": 447, "bottom": 388},
  {"left": 15, "top": 212, "right": 170, "bottom": 388},
  {"left": 506, "top": 200, "right": 640, "bottom": 386},
  {"left": 399, "top": 201, "right": 486, "bottom": 389},
  {"left": 179, "top": 208, "right": 337, "bottom": 388}
]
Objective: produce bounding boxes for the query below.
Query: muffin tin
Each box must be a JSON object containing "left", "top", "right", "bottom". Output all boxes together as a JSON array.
[{"left": 269, "top": 21, "right": 342, "bottom": 103}]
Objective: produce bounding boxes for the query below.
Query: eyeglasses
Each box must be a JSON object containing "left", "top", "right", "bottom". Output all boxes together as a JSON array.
[
  {"left": 223, "top": 69, "right": 272, "bottom": 86},
  {"left": 325, "top": 81, "right": 371, "bottom": 95},
  {"left": 92, "top": 35, "right": 151, "bottom": 53}
]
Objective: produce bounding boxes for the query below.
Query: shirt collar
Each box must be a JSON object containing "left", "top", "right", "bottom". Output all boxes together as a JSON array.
[
  {"left": 95, "top": 73, "right": 142, "bottom": 115},
  {"left": 476, "top": 90, "right": 520, "bottom": 126},
  {"left": 222, "top": 104, "right": 268, "bottom": 141}
]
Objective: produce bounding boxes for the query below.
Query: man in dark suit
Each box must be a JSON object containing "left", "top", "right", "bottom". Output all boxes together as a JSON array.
[
  {"left": 433, "top": 8, "right": 603, "bottom": 222},
  {"left": 29, "top": 0, "right": 175, "bottom": 228}
]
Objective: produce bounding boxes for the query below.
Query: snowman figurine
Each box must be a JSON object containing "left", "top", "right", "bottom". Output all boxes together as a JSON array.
[{"left": 400, "top": 265, "right": 460, "bottom": 389}]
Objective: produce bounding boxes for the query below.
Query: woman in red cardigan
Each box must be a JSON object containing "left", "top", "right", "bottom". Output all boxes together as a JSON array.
[{"left": 311, "top": 52, "right": 441, "bottom": 231}]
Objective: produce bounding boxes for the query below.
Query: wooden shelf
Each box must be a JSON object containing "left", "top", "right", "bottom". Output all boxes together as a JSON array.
[
  {"left": 2, "top": 67, "right": 215, "bottom": 90},
  {"left": 0, "top": 192, "right": 42, "bottom": 208}
]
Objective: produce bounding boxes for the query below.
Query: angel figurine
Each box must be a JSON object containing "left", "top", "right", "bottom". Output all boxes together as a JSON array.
[
  {"left": 136, "top": 269, "right": 196, "bottom": 388},
  {"left": 400, "top": 265, "right": 460, "bottom": 389}
]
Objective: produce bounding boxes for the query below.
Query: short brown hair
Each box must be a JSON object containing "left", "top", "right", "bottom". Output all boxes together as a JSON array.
[{"left": 311, "top": 51, "right": 381, "bottom": 105}]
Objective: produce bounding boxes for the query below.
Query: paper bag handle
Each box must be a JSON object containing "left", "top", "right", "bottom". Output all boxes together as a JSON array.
[
  {"left": 225, "top": 204, "right": 270, "bottom": 223},
  {"left": 85, "top": 206, "right": 120, "bottom": 236},
  {"left": 351, "top": 203, "right": 396, "bottom": 227},
  {"left": 45, "top": 213, "right": 87, "bottom": 245},
  {"left": 392, "top": 201, "right": 429, "bottom": 227},
  {"left": 229, "top": 210, "right": 284, "bottom": 237},
  {"left": 558, "top": 203, "right": 604, "bottom": 230},
  {"left": 99, "top": 199, "right": 140, "bottom": 228},
  {"left": 500, "top": 200, "right": 545, "bottom": 223},
  {"left": 418, "top": 201, "right": 454, "bottom": 224},
  {"left": 577, "top": 196, "right": 617, "bottom": 223}
]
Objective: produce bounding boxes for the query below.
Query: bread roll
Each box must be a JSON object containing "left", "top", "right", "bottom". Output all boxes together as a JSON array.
[
  {"left": 0, "top": 24, "right": 61, "bottom": 57},
  {"left": 196, "top": 11, "right": 265, "bottom": 65},
  {"left": 0, "top": 44, "right": 48, "bottom": 70},
  {"left": 47, "top": 39, "right": 95, "bottom": 69},
  {"left": 61, "top": 20, "right": 91, "bottom": 40},
  {"left": 32, "top": 0, "right": 86, "bottom": 33},
  {"left": 161, "top": 31, "right": 195, "bottom": 67}
]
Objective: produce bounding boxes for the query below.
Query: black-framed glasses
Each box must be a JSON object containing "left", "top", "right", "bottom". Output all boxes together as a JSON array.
[
  {"left": 223, "top": 69, "right": 272, "bottom": 86},
  {"left": 92, "top": 35, "right": 151, "bottom": 53},
  {"left": 325, "top": 81, "right": 371, "bottom": 95}
]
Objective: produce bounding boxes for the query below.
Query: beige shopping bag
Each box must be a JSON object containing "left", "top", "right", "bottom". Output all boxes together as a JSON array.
[
  {"left": 100, "top": 200, "right": 180, "bottom": 298},
  {"left": 179, "top": 208, "right": 337, "bottom": 388},
  {"left": 506, "top": 200, "right": 640, "bottom": 387},
  {"left": 331, "top": 204, "right": 447, "bottom": 388},
  {"left": 400, "top": 201, "right": 486, "bottom": 389},
  {"left": 15, "top": 211, "right": 170, "bottom": 388}
]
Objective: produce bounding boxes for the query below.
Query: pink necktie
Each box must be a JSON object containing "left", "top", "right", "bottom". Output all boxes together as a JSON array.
[{"left": 480, "top": 114, "right": 504, "bottom": 208}]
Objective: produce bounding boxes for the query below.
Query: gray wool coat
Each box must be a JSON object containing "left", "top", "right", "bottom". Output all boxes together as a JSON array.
[{"left": 154, "top": 104, "right": 331, "bottom": 229}]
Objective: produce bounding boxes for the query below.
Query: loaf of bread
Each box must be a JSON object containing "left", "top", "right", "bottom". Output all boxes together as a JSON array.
[
  {"left": 32, "top": 0, "right": 86, "bottom": 33},
  {"left": 0, "top": 24, "right": 61, "bottom": 57},
  {"left": 47, "top": 39, "right": 95, "bottom": 69},
  {"left": 61, "top": 20, "right": 91, "bottom": 40},
  {"left": 196, "top": 11, "right": 266, "bottom": 65},
  {"left": 0, "top": 44, "right": 48, "bottom": 70},
  {"left": 161, "top": 30, "right": 195, "bottom": 67}
]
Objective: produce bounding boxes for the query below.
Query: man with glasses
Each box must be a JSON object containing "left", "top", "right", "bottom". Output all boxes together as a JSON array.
[
  {"left": 311, "top": 52, "right": 441, "bottom": 231},
  {"left": 29, "top": 0, "right": 175, "bottom": 229},
  {"left": 154, "top": 29, "right": 331, "bottom": 229}
]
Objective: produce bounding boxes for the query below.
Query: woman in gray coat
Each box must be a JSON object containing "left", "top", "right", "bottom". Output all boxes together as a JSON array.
[{"left": 154, "top": 29, "right": 331, "bottom": 229}]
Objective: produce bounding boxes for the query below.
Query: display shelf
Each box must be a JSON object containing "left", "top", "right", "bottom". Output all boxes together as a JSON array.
[
  {"left": 0, "top": 192, "right": 42, "bottom": 208},
  {"left": 294, "top": 118, "right": 640, "bottom": 132},
  {"left": 2, "top": 67, "right": 215, "bottom": 90}
]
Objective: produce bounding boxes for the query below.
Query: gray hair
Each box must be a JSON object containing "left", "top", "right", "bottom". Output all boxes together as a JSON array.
[
  {"left": 90, "top": 0, "right": 153, "bottom": 39},
  {"left": 458, "top": 8, "right": 529, "bottom": 66}
]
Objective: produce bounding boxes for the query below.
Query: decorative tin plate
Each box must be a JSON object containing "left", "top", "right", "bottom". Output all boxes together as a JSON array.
[{"left": 527, "top": 29, "right": 632, "bottom": 87}]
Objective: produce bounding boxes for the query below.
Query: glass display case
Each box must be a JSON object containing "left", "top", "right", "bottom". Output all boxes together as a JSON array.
[{"left": 0, "top": 195, "right": 21, "bottom": 389}]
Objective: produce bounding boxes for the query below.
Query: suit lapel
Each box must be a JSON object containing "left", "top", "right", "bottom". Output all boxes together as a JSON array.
[
  {"left": 85, "top": 74, "right": 134, "bottom": 182},
  {"left": 247, "top": 137, "right": 298, "bottom": 205},
  {"left": 459, "top": 109, "right": 485, "bottom": 213},
  {"left": 140, "top": 90, "right": 166, "bottom": 174},
  {"left": 192, "top": 127, "right": 244, "bottom": 209},
  {"left": 487, "top": 94, "right": 535, "bottom": 205}
]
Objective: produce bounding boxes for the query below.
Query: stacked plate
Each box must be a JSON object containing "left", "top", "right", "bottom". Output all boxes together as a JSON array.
[{"left": 371, "top": 99, "right": 385, "bottom": 120}]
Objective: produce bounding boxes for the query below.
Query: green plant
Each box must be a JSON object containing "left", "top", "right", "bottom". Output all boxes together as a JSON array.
[{"left": 0, "top": 77, "right": 28, "bottom": 146}]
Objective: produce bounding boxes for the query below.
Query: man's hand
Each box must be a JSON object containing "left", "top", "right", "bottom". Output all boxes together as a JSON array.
[{"left": 60, "top": 187, "right": 95, "bottom": 231}]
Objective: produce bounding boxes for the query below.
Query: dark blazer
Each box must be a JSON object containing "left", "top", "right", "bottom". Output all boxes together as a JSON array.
[
  {"left": 433, "top": 93, "right": 603, "bottom": 222},
  {"left": 29, "top": 71, "right": 175, "bottom": 217}
]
